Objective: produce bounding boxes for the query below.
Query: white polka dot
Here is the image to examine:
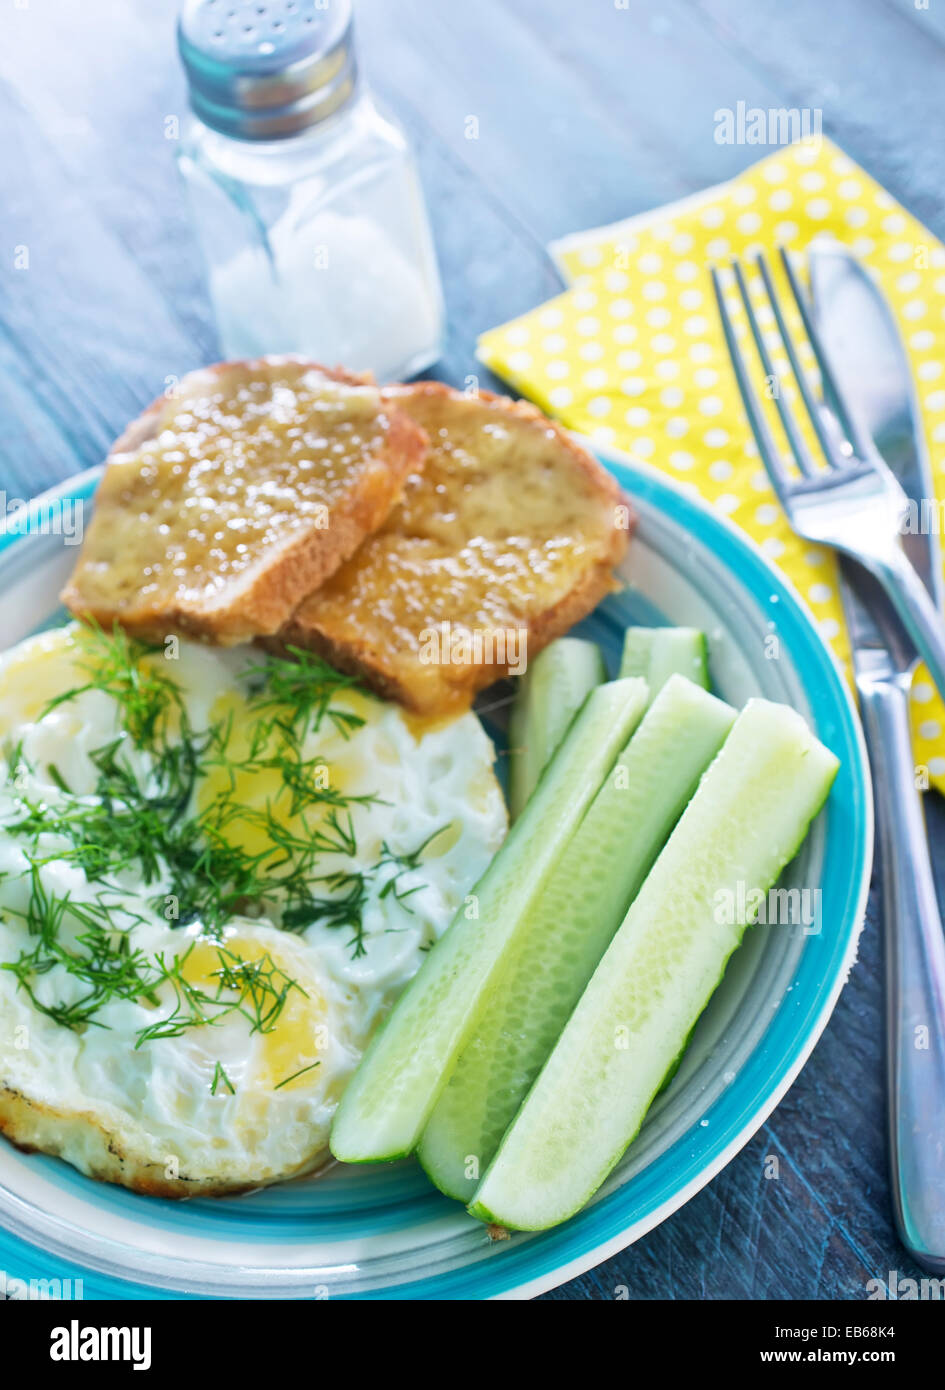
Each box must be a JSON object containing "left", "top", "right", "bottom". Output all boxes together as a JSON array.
[
  {"left": 888, "top": 242, "right": 912, "bottom": 262},
  {"left": 573, "top": 289, "right": 598, "bottom": 310},
  {"left": 883, "top": 213, "right": 907, "bottom": 235},
  {"left": 704, "top": 427, "right": 729, "bottom": 447},
  {"left": 751, "top": 469, "right": 771, "bottom": 492},
  {"left": 665, "top": 417, "right": 689, "bottom": 438},
  {"left": 671, "top": 232, "right": 694, "bottom": 254},
  {"left": 507, "top": 351, "right": 533, "bottom": 371},
  {"left": 641, "top": 282, "right": 666, "bottom": 302},
  {"left": 651, "top": 333, "right": 676, "bottom": 354},
  {"left": 737, "top": 211, "right": 762, "bottom": 235},
  {"left": 804, "top": 549, "right": 824, "bottom": 567},
  {"left": 577, "top": 246, "right": 602, "bottom": 267},
  {"left": 542, "top": 333, "right": 567, "bottom": 353},
  {"left": 609, "top": 298, "right": 633, "bottom": 318},
  {"left": 819, "top": 618, "right": 841, "bottom": 640},
  {"left": 549, "top": 386, "right": 573, "bottom": 408},
  {"left": 578, "top": 341, "right": 605, "bottom": 361},
  {"left": 930, "top": 757, "right": 945, "bottom": 778},
  {"left": 539, "top": 307, "right": 563, "bottom": 328},
  {"left": 732, "top": 184, "right": 757, "bottom": 206},
  {"left": 646, "top": 307, "right": 672, "bottom": 328},
  {"left": 546, "top": 360, "right": 570, "bottom": 379},
  {"left": 700, "top": 206, "right": 725, "bottom": 228},
  {"left": 577, "top": 315, "right": 601, "bottom": 335},
  {"left": 769, "top": 189, "right": 793, "bottom": 212},
  {"left": 838, "top": 179, "right": 862, "bottom": 199},
  {"left": 604, "top": 270, "right": 630, "bottom": 293},
  {"left": 684, "top": 315, "right": 709, "bottom": 336},
  {"left": 506, "top": 326, "right": 530, "bottom": 346},
  {"left": 774, "top": 221, "right": 800, "bottom": 243},
  {"left": 762, "top": 537, "right": 786, "bottom": 560},
  {"left": 590, "top": 425, "right": 616, "bottom": 446},
  {"left": 903, "top": 300, "right": 928, "bottom": 321},
  {"left": 698, "top": 395, "right": 723, "bottom": 416},
  {"left": 616, "top": 349, "right": 641, "bottom": 369},
  {"left": 660, "top": 386, "right": 684, "bottom": 407},
  {"left": 844, "top": 207, "right": 868, "bottom": 229},
  {"left": 910, "top": 331, "right": 935, "bottom": 351},
  {"left": 675, "top": 261, "right": 699, "bottom": 282},
  {"left": 809, "top": 583, "right": 833, "bottom": 603},
  {"left": 918, "top": 362, "right": 942, "bottom": 381},
  {"left": 800, "top": 170, "right": 825, "bottom": 192},
  {"left": 689, "top": 343, "right": 713, "bottom": 364},
  {"left": 694, "top": 367, "right": 718, "bottom": 388},
  {"left": 670, "top": 450, "right": 695, "bottom": 470},
  {"left": 655, "top": 360, "right": 679, "bottom": 380},
  {"left": 709, "top": 460, "right": 734, "bottom": 482},
  {"left": 583, "top": 368, "right": 609, "bottom": 389},
  {"left": 805, "top": 198, "right": 830, "bottom": 220},
  {"left": 920, "top": 720, "right": 942, "bottom": 740},
  {"left": 925, "top": 390, "right": 945, "bottom": 410},
  {"left": 638, "top": 252, "right": 663, "bottom": 274},
  {"left": 613, "top": 324, "right": 637, "bottom": 344},
  {"left": 763, "top": 161, "right": 789, "bottom": 184},
  {"left": 587, "top": 396, "right": 612, "bottom": 417},
  {"left": 715, "top": 494, "right": 740, "bottom": 515},
  {"left": 621, "top": 377, "right": 647, "bottom": 396},
  {"left": 755, "top": 504, "right": 780, "bottom": 526},
  {"left": 632, "top": 437, "right": 655, "bottom": 458},
  {"left": 624, "top": 406, "right": 650, "bottom": 426},
  {"left": 913, "top": 681, "right": 934, "bottom": 704},
  {"left": 897, "top": 271, "right": 921, "bottom": 294},
  {"left": 706, "top": 237, "right": 730, "bottom": 260},
  {"left": 680, "top": 288, "right": 703, "bottom": 310}
]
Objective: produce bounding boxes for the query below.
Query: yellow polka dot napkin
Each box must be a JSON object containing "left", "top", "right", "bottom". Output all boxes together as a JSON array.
[{"left": 478, "top": 137, "right": 945, "bottom": 794}]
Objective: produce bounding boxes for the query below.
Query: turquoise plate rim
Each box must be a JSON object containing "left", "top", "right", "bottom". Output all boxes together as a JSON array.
[{"left": 0, "top": 448, "right": 872, "bottom": 1300}]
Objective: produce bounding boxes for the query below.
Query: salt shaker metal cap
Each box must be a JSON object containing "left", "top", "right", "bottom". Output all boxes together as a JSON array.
[{"left": 178, "top": 0, "right": 357, "bottom": 140}]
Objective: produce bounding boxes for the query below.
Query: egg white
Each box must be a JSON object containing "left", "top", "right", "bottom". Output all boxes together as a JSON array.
[{"left": 0, "top": 624, "right": 506, "bottom": 1194}]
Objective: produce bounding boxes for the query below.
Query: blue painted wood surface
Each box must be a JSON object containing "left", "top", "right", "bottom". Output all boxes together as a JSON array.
[{"left": 0, "top": 0, "right": 941, "bottom": 1300}]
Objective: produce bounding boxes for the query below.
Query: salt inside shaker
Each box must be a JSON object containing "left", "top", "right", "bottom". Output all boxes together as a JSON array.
[{"left": 176, "top": 0, "right": 445, "bottom": 379}]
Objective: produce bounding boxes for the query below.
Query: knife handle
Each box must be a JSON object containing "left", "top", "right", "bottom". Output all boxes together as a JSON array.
[
  {"left": 875, "top": 547, "right": 945, "bottom": 706},
  {"left": 859, "top": 675, "right": 945, "bottom": 1273}
]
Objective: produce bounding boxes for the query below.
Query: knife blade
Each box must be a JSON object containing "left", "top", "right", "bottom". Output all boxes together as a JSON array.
[{"left": 809, "top": 241, "right": 943, "bottom": 615}]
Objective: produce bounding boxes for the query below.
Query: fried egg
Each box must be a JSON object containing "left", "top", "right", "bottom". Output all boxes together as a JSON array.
[{"left": 0, "top": 624, "right": 506, "bottom": 1194}]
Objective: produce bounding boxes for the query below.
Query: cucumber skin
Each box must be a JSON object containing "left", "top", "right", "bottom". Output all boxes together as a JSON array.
[
  {"left": 329, "top": 678, "right": 649, "bottom": 1164},
  {"left": 619, "top": 627, "right": 708, "bottom": 695},
  {"left": 468, "top": 700, "right": 839, "bottom": 1231},
  {"left": 508, "top": 638, "right": 605, "bottom": 820},
  {"left": 417, "top": 676, "right": 735, "bottom": 1203}
]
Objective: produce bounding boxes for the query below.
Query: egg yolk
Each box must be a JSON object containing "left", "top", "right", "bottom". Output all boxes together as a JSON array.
[
  {"left": 180, "top": 936, "right": 327, "bottom": 1093},
  {"left": 0, "top": 626, "right": 90, "bottom": 732}
]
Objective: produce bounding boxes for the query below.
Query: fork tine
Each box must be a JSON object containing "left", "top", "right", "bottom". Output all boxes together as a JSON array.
[
  {"left": 752, "top": 251, "right": 844, "bottom": 472},
  {"left": 777, "top": 246, "right": 875, "bottom": 461},
  {"left": 709, "top": 263, "right": 793, "bottom": 502},
  {"left": 729, "top": 257, "right": 821, "bottom": 479}
]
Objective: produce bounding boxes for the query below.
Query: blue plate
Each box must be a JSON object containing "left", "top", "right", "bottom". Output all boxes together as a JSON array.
[{"left": 0, "top": 448, "right": 871, "bottom": 1300}]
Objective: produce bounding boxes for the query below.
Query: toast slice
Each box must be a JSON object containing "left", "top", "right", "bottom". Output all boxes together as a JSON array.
[
  {"left": 62, "top": 359, "right": 428, "bottom": 644},
  {"left": 278, "top": 384, "right": 631, "bottom": 714}
]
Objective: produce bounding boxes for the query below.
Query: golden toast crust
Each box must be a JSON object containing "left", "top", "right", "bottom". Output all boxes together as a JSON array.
[
  {"left": 61, "top": 359, "right": 428, "bottom": 644},
  {"left": 279, "top": 383, "right": 632, "bottom": 713}
]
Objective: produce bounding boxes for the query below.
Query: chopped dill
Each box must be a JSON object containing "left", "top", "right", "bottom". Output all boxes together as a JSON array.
[
  {"left": 0, "top": 624, "right": 439, "bottom": 1041},
  {"left": 210, "top": 1061, "right": 235, "bottom": 1096}
]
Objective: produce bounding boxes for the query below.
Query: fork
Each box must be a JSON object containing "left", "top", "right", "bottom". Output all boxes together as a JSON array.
[{"left": 710, "top": 249, "right": 945, "bottom": 704}]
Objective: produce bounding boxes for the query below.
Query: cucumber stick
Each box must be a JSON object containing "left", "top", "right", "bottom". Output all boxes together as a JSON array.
[
  {"left": 469, "top": 698, "right": 839, "bottom": 1231},
  {"left": 329, "top": 677, "right": 649, "bottom": 1163},
  {"left": 418, "top": 675, "right": 736, "bottom": 1202},
  {"left": 619, "top": 626, "right": 708, "bottom": 695},
  {"left": 508, "top": 638, "right": 605, "bottom": 820}
]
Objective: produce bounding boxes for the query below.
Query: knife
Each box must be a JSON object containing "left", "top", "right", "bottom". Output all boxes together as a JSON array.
[{"left": 810, "top": 244, "right": 945, "bottom": 1274}]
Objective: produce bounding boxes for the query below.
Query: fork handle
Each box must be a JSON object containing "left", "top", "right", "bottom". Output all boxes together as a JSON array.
[
  {"left": 859, "top": 674, "right": 945, "bottom": 1273},
  {"left": 874, "top": 548, "right": 945, "bottom": 705}
]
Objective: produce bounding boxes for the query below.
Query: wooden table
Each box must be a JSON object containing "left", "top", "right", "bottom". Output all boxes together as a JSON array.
[{"left": 2, "top": 0, "right": 943, "bottom": 1300}]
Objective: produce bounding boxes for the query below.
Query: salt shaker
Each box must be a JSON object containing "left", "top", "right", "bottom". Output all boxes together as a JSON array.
[{"left": 176, "top": 0, "right": 445, "bottom": 380}]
